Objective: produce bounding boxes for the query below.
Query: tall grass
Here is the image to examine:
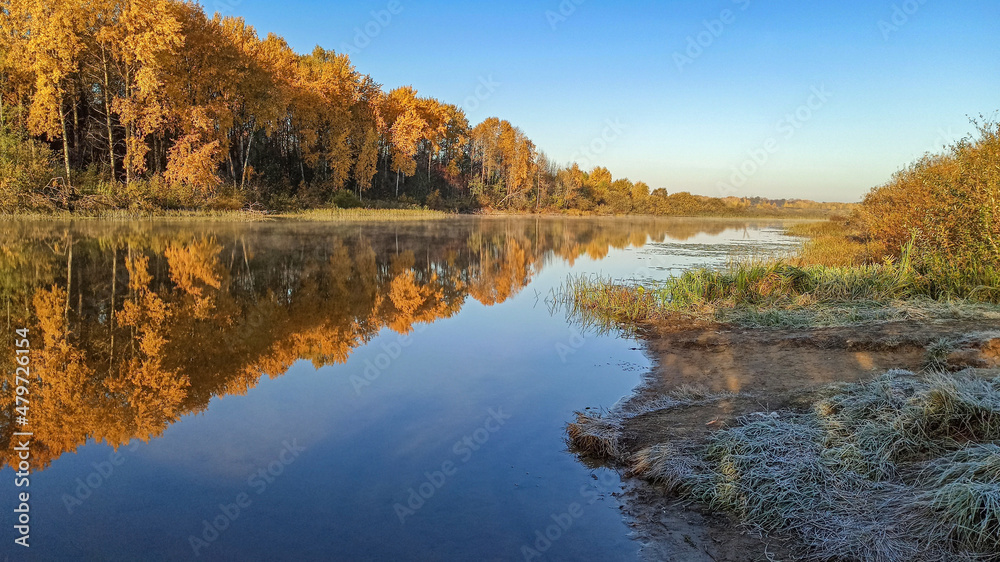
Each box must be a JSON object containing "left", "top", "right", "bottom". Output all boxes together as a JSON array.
[
  {"left": 2, "top": 206, "right": 450, "bottom": 222},
  {"left": 0, "top": 208, "right": 270, "bottom": 222},
  {"left": 565, "top": 247, "right": 942, "bottom": 330},
  {"left": 277, "top": 207, "right": 450, "bottom": 221}
]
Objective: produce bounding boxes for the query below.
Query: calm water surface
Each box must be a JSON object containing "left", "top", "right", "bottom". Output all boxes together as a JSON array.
[{"left": 0, "top": 217, "right": 799, "bottom": 561}]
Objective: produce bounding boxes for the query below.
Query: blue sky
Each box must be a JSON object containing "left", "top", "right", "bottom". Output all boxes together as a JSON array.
[{"left": 210, "top": 0, "right": 999, "bottom": 202}]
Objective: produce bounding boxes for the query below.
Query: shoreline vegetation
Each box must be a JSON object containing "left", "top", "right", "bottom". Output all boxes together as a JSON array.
[
  {"left": 565, "top": 120, "right": 1000, "bottom": 560},
  {"left": 0, "top": 1, "right": 850, "bottom": 219},
  {"left": 571, "top": 366, "right": 1000, "bottom": 561},
  {"left": 570, "top": 119, "right": 1000, "bottom": 326},
  {"left": 0, "top": 207, "right": 841, "bottom": 223},
  {"left": 0, "top": 207, "right": 454, "bottom": 222}
]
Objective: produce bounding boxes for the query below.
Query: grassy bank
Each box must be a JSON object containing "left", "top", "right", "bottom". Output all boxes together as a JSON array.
[
  {"left": 573, "top": 369, "right": 1000, "bottom": 561},
  {"left": 276, "top": 208, "right": 451, "bottom": 221},
  {"left": 567, "top": 120, "right": 1000, "bottom": 330},
  {"left": 565, "top": 119, "right": 1000, "bottom": 560},
  {"left": 0, "top": 206, "right": 455, "bottom": 222},
  {"left": 566, "top": 258, "right": 1000, "bottom": 331},
  {"left": 0, "top": 208, "right": 271, "bottom": 222}
]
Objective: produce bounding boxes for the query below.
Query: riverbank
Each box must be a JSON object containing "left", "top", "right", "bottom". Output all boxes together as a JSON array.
[
  {"left": 567, "top": 314, "right": 1000, "bottom": 560},
  {"left": 0, "top": 207, "right": 453, "bottom": 222},
  {"left": 560, "top": 195, "right": 1000, "bottom": 559},
  {"left": 0, "top": 205, "right": 838, "bottom": 223}
]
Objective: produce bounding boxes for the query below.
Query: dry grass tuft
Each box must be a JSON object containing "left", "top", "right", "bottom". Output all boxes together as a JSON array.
[
  {"left": 585, "top": 370, "right": 1000, "bottom": 561},
  {"left": 566, "top": 411, "right": 621, "bottom": 459}
]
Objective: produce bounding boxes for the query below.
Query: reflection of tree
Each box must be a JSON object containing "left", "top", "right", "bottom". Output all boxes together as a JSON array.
[
  {"left": 0, "top": 218, "right": 763, "bottom": 471},
  {"left": 468, "top": 236, "right": 532, "bottom": 305},
  {"left": 164, "top": 237, "right": 223, "bottom": 319},
  {"left": 108, "top": 254, "right": 189, "bottom": 443},
  {"left": 30, "top": 286, "right": 97, "bottom": 469}
]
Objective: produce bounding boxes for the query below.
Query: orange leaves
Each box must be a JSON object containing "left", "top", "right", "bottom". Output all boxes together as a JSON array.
[
  {"left": 24, "top": 285, "right": 97, "bottom": 470},
  {"left": 110, "top": 251, "right": 190, "bottom": 440},
  {"left": 467, "top": 237, "right": 533, "bottom": 305},
  {"left": 164, "top": 237, "right": 222, "bottom": 318},
  {"left": 470, "top": 117, "right": 537, "bottom": 204},
  {"left": 33, "top": 285, "right": 68, "bottom": 348},
  {"left": 389, "top": 108, "right": 424, "bottom": 176},
  {"left": 353, "top": 127, "right": 381, "bottom": 190},
  {"left": 389, "top": 270, "right": 425, "bottom": 316},
  {"left": 7, "top": 0, "right": 87, "bottom": 139},
  {"left": 289, "top": 49, "right": 361, "bottom": 190},
  {"left": 854, "top": 120, "right": 1000, "bottom": 297},
  {"left": 165, "top": 133, "right": 223, "bottom": 194},
  {"left": 93, "top": 0, "right": 184, "bottom": 180},
  {"left": 3, "top": 0, "right": 530, "bottom": 201},
  {"left": 118, "top": 254, "right": 170, "bottom": 357}
]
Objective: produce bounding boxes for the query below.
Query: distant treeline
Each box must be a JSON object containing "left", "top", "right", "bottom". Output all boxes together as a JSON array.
[{"left": 0, "top": 0, "right": 848, "bottom": 216}]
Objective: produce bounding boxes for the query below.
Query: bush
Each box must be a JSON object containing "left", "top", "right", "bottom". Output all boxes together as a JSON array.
[
  {"left": 0, "top": 125, "right": 55, "bottom": 210},
  {"left": 857, "top": 119, "right": 1000, "bottom": 299},
  {"left": 331, "top": 190, "right": 363, "bottom": 209},
  {"left": 424, "top": 189, "right": 444, "bottom": 210}
]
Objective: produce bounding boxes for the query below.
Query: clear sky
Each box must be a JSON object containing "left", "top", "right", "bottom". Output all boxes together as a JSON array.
[{"left": 209, "top": 0, "right": 999, "bottom": 202}]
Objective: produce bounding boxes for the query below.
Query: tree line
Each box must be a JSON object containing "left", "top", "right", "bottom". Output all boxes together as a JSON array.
[{"left": 0, "top": 0, "right": 846, "bottom": 215}]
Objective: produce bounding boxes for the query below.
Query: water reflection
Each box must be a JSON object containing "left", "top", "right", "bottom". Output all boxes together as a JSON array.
[{"left": 0, "top": 217, "right": 784, "bottom": 473}]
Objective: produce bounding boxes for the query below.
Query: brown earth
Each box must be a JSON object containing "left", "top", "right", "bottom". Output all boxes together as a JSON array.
[{"left": 583, "top": 318, "right": 1000, "bottom": 561}]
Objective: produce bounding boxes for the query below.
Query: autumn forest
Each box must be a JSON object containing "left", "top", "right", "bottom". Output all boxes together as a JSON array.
[{"left": 0, "top": 0, "right": 846, "bottom": 216}]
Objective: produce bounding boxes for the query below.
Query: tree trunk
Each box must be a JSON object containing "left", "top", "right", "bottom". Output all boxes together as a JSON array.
[
  {"left": 102, "top": 49, "right": 115, "bottom": 182},
  {"left": 125, "top": 123, "right": 131, "bottom": 186},
  {"left": 240, "top": 132, "right": 254, "bottom": 190},
  {"left": 228, "top": 151, "right": 238, "bottom": 189},
  {"left": 59, "top": 95, "right": 72, "bottom": 191},
  {"left": 536, "top": 170, "right": 540, "bottom": 212},
  {"left": 72, "top": 81, "right": 80, "bottom": 159},
  {"left": 382, "top": 147, "right": 389, "bottom": 190}
]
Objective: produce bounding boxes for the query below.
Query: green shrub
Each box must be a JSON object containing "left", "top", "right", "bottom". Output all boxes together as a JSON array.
[
  {"left": 0, "top": 126, "right": 55, "bottom": 210},
  {"left": 331, "top": 190, "right": 363, "bottom": 209}
]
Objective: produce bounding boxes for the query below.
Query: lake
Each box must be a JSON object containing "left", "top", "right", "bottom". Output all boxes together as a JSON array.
[{"left": 0, "top": 217, "right": 801, "bottom": 561}]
